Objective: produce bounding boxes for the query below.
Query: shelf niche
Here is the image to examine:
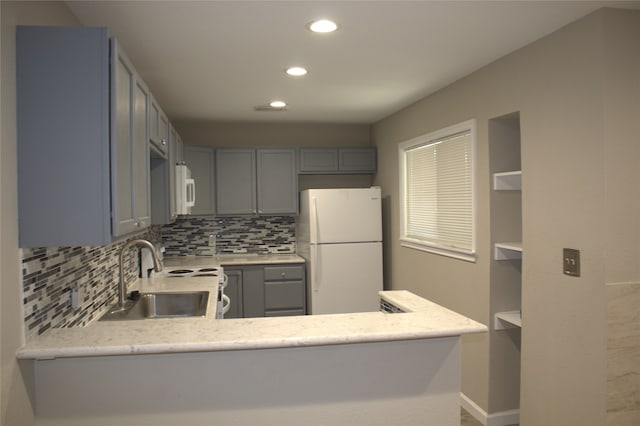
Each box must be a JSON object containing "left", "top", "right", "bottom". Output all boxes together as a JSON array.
[
  {"left": 494, "top": 310, "right": 522, "bottom": 330},
  {"left": 494, "top": 242, "right": 522, "bottom": 260},
  {"left": 493, "top": 171, "right": 522, "bottom": 191}
]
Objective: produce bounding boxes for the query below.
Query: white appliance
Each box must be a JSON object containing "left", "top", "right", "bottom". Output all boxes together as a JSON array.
[
  {"left": 159, "top": 265, "right": 230, "bottom": 319},
  {"left": 297, "top": 187, "right": 383, "bottom": 314},
  {"left": 175, "top": 163, "right": 195, "bottom": 215}
]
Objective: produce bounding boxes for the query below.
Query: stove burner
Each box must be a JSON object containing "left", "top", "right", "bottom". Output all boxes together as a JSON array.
[
  {"left": 198, "top": 268, "right": 220, "bottom": 272},
  {"left": 193, "top": 273, "right": 218, "bottom": 277},
  {"left": 168, "top": 269, "right": 194, "bottom": 274}
]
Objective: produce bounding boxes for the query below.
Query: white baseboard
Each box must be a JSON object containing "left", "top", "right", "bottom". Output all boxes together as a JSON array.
[{"left": 460, "top": 393, "right": 520, "bottom": 426}]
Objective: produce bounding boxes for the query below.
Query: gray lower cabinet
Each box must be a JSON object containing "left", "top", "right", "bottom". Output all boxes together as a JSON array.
[
  {"left": 183, "top": 145, "right": 216, "bottom": 215},
  {"left": 216, "top": 148, "right": 297, "bottom": 215},
  {"left": 264, "top": 265, "right": 306, "bottom": 316},
  {"left": 16, "top": 26, "right": 150, "bottom": 247},
  {"left": 222, "top": 269, "right": 243, "bottom": 319},
  {"left": 299, "top": 148, "right": 377, "bottom": 174},
  {"left": 223, "top": 264, "right": 306, "bottom": 318}
]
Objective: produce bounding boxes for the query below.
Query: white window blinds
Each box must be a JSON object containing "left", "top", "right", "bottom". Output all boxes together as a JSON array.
[{"left": 399, "top": 120, "right": 475, "bottom": 261}]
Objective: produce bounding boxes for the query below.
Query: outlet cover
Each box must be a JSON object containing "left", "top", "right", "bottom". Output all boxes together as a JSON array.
[{"left": 563, "top": 248, "right": 580, "bottom": 277}]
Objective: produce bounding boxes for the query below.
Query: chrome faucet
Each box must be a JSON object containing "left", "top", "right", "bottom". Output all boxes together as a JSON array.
[{"left": 114, "top": 239, "right": 163, "bottom": 312}]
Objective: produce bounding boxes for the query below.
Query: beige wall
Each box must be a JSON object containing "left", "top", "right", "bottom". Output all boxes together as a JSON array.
[
  {"left": 372, "top": 7, "right": 640, "bottom": 424},
  {"left": 173, "top": 120, "right": 370, "bottom": 148},
  {"left": 1, "top": 2, "right": 81, "bottom": 425}
]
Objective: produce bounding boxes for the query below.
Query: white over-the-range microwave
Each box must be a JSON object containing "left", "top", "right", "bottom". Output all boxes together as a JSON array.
[{"left": 176, "top": 163, "right": 195, "bottom": 215}]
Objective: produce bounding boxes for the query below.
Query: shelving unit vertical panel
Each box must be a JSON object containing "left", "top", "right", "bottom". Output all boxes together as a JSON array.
[{"left": 488, "top": 113, "right": 522, "bottom": 414}]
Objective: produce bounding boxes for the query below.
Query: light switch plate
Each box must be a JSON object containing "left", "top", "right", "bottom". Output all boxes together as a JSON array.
[{"left": 563, "top": 248, "right": 580, "bottom": 277}]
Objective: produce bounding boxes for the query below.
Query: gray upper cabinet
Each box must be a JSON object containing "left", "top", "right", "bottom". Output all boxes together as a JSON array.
[
  {"left": 299, "top": 147, "right": 377, "bottom": 174},
  {"left": 112, "top": 43, "right": 150, "bottom": 237},
  {"left": 16, "top": 26, "right": 150, "bottom": 247},
  {"left": 149, "top": 96, "right": 169, "bottom": 158},
  {"left": 299, "top": 148, "right": 339, "bottom": 172},
  {"left": 257, "top": 149, "right": 298, "bottom": 215},
  {"left": 150, "top": 123, "right": 179, "bottom": 225},
  {"left": 338, "top": 148, "right": 377, "bottom": 173},
  {"left": 184, "top": 145, "right": 216, "bottom": 215},
  {"left": 216, "top": 148, "right": 297, "bottom": 215},
  {"left": 215, "top": 149, "right": 257, "bottom": 215}
]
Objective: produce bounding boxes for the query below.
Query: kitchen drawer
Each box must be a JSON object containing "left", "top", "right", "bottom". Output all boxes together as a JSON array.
[
  {"left": 265, "top": 309, "right": 306, "bottom": 317},
  {"left": 264, "top": 265, "right": 304, "bottom": 281},
  {"left": 264, "top": 281, "right": 305, "bottom": 310}
]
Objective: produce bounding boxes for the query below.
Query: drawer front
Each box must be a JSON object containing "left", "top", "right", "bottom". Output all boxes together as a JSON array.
[
  {"left": 265, "top": 309, "right": 306, "bottom": 317},
  {"left": 264, "top": 281, "right": 305, "bottom": 310},
  {"left": 264, "top": 265, "right": 304, "bottom": 281}
]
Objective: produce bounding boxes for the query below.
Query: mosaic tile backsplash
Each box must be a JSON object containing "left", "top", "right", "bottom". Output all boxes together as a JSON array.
[
  {"left": 21, "top": 217, "right": 294, "bottom": 341},
  {"left": 161, "top": 215, "right": 296, "bottom": 256},
  {"left": 21, "top": 229, "right": 159, "bottom": 342}
]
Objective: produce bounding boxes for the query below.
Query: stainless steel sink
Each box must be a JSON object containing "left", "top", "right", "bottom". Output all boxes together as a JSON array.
[{"left": 100, "top": 291, "right": 209, "bottom": 321}]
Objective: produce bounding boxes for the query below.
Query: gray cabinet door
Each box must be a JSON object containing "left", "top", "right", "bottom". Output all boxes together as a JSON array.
[
  {"left": 17, "top": 26, "right": 112, "bottom": 247},
  {"left": 149, "top": 96, "right": 169, "bottom": 158},
  {"left": 339, "top": 148, "right": 377, "bottom": 173},
  {"left": 168, "top": 125, "right": 178, "bottom": 220},
  {"left": 299, "top": 148, "right": 339, "bottom": 173},
  {"left": 257, "top": 149, "right": 298, "bottom": 215},
  {"left": 150, "top": 123, "right": 178, "bottom": 225},
  {"left": 223, "top": 269, "right": 243, "bottom": 319},
  {"left": 184, "top": 145, "right": 216, "bottom": 215},
  {"left": 110, "top": 41, "right": 134, "bottom": 236},
  {"left": 132, "top": 77, "right": 151, "bottom": 229},
  {"left": 241, "top": 267, "right": 265, "bottom": 318},
  {"left": 263, "top": 265, "right": 306, "bottom": 316},
  {"left": 216, "top": 149, "right": 256, "bottom": 215},
  {"left": 111, "top": 40, "right": 149, "bottom": 236},
  {"left": 299, "top": 148, "right": 377, "bottom": 174}
]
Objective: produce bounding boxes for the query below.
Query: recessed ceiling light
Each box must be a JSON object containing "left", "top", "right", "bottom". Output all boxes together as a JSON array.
[
  {"left": 269, "top": 100, "right": 287, "bottom": 108},
  {"left": 307, "top": 19, "right": 339, "bottom": 33},
  {"left": 286, "top": 67, "right": 308, "bottom": 77}
]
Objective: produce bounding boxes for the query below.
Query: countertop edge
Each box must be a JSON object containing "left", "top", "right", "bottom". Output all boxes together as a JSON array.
[
  {"left": 16, "top": 291, "right": 487, "bottom": 361},
  {"left": 17, "top": 326, "right": 486, "bottom": 360}
]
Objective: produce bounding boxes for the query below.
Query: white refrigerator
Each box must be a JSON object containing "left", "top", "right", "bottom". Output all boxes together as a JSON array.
[{"left": 297, "top": 187, "right": 383, "bottom": 314}]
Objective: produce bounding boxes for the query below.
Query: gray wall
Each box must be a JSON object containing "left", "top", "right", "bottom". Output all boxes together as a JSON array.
[{"left": 372, "top": 7, "right": 640, "bottom": 424}]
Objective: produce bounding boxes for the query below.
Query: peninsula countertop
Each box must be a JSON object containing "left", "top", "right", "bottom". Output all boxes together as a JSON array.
[{"left": 16, "top": 285, "right": 487, "bottom": 360}]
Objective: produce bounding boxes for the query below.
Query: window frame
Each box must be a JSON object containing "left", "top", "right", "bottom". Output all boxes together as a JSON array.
[{"left": 398, "top": 119, "right": 477, "bottom": 262}]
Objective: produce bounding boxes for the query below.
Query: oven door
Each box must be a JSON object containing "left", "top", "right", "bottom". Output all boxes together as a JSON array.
[{"left": 216, "top": 273, "right": 230, "bottom": 319}]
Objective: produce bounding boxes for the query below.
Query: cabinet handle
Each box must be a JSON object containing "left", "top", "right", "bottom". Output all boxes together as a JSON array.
[
  {"left": 281, "top": 272, "right": 286, "bottom": 278},
  {"left": 161, "top": 138, "right": 167, "bottom": 146}
]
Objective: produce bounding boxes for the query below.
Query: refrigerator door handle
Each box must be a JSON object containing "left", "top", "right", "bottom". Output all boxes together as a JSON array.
[{"left": 312, "top": 197, "right": 320, "bottom": 292}]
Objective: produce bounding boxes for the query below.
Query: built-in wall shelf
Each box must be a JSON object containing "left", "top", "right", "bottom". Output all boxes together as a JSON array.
[
  {"left": 494, "top": 242, "right": 522, "bottom": 260},
  {"left": 494, "top": 311, "right": 522, "bottom": 330},
  {"left": 493, "top": 171, "right": 522, "bottom": 191}
]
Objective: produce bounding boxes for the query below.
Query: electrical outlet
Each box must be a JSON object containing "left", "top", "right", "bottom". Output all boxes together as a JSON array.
[
  {"left": 70, "top": 287, "right": 82, "bottom": 308},
  {"left": 563, "top": 248, "right": 580, "bottom": 277}
]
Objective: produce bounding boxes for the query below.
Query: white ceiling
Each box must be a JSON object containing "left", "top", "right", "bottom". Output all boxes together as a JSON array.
[{"left": 65, "top": 1, "right": 640, "bottom": 124}]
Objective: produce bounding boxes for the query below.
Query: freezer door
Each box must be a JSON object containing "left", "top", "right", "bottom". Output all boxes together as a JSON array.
[
  {"left": 308, "top": 242, "right": 383, "bottom": 314},
  {"left": 305, "top": 187, "right": 382, "bottom": 244}
]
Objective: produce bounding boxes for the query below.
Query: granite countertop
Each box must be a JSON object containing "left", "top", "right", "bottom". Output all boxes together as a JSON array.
[{"left": 16, "top": 285, "right": 486, "bottom": 360}]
